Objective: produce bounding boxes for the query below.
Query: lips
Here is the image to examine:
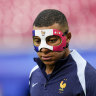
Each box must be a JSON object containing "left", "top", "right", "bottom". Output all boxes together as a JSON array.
[{"left": 41, "top": 56, "right": 52, "bottom": 60}]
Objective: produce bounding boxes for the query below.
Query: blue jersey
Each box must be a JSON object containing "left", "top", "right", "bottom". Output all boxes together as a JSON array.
[{"left": 29, "top": 50, "right": 96, "bottom": 96}]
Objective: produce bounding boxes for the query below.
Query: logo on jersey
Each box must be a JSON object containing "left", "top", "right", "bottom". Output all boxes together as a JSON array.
[
  {"left": 59, "top": 79, "right": 67, "bottom": 93},
  {"left": 41, "top": 31, "right": 45, "bottom": 36},
  {"left": 32, "top": 83, "right": 38, "bottom": 88}
]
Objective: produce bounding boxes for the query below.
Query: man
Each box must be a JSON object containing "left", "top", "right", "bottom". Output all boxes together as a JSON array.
[{"left": 29, "top": 9, "right": 96, "bottom": 96}]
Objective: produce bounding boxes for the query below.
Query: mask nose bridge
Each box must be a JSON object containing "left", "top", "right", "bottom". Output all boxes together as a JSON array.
[
  {"left": 39, "top": 37, "right": 47, "bottom": 49},
  {"left": 39, "top": 35, "right": 50, "bottom": 50}
]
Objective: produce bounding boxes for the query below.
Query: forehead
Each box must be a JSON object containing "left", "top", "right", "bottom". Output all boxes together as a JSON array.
[
  {"left": 32, "top": 29, "right": 64, "bottom": 41},
  {"left": 33, "top": 23, "right": 65, "bottom": 32}
]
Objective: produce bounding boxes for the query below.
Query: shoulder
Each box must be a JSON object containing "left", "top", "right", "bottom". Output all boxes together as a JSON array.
[
  {"left": 85, "top": 63, "right": 96, "bottom": 95},
  {"left": 85, "top": 62, "right": 96, "bottom": 80},
  {"left": 70, "top": 50, "right": 96, "bottom": 95},
  {"left": 70, "top": 49, "right": 86, "bottom": 64},
  {"left": 70, "top": 49, "right": 87, "bottom": 71},
  {"left": 29, "top": 65, "right": 39, "bottom": 78},
  {"left": 70, "top": 50, "right": 87, "bottom": 95},
  {"left": 29, "top": 65, "right": 39, "bottom": 85}
]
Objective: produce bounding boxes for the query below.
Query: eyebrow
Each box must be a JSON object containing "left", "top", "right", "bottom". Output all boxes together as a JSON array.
[
  {"left": 48, "top": 35, "right": 59, "bottom": 38},
  {"left": 33, "top": 36, "right": 40, "bottom": 39}
]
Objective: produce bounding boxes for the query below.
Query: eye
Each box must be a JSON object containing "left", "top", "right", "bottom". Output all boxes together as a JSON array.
[
  {"left": 48, "top": 38, "right": 57, "bottom": 43},
  {"left": 33, "top": 36, "right": 41, "bottom": 46},
  {"left": 46, "top": 35, "right": 61, "bottom": 46},
  {"left": 34, "top": 39, "right": 41, "bottom": 43},
  {"left": 35, "top": 39, "right": 40, "bottom": 42},
  {"left": 46, "top": 35, "right": 58, "bottom": 43}
]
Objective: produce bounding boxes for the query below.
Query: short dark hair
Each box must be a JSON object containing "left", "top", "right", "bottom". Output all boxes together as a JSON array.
[{"left": 33, "top": 9, "right": 69, "bottom": 31}]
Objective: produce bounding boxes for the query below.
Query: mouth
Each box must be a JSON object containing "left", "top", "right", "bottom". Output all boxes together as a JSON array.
[{"left": 41, "top": 56, "right": 52, "bottom": 61}]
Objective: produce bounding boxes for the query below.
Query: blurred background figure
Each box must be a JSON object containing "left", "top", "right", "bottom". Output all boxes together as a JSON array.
[{"left": 0, "top": 0, "right": 96, "bottom": 96}]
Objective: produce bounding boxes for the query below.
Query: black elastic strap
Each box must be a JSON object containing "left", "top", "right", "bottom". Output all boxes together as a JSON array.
[
  {"left": 63, "top": 43, "right": 69, "bottom": 49},
  {"left": 66, "top": 43, "right": 69, "bottom": 48},
  {"left": 62, "top": 30, "right": 68, "bottom": 36}
]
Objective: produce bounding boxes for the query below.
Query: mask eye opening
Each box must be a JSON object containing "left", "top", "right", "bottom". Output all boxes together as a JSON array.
[
  {"left": 46, "top": 35, "right": 62, "bottom": 46},
  {"left": 33, "top": 36, "right": 41, "bottom": 47}
]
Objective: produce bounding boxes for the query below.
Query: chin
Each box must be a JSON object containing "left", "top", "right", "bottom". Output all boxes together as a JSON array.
[{"left": 42, "top": 60, "right": 56, "bottom": 65}]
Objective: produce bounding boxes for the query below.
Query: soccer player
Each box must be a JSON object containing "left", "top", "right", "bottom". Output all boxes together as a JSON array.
[{"left": 29, "top": 9, "right": 96, "bottom": 96}]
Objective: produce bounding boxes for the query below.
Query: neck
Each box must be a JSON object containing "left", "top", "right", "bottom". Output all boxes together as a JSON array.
[
  {"left": 64, "top": 48, "right": 70, "bottom": 58},
  {"left": 45, "top": 48, "right": 70, "bottom": 75},
  {"left": 45, "top": 64, "right": 55, "bottom": 75}
]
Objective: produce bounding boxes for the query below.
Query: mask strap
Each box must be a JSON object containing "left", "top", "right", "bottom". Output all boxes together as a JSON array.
[
  {"left": 62, "top": 30, "right": 68, "bottom": 36},
  {"left": 62, "top": 30, "right": 69, "bottom": 49},
  {"left": 63, "top": 43, "right": 69, "bottom": 49}
]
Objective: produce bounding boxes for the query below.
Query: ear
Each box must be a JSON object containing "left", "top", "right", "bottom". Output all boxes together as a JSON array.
[{"left": 66, "top": 32, "right": 71, "bottom": 44}]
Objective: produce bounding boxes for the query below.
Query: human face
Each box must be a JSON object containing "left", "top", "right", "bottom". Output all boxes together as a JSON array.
[{"left": 33, "top": 23, "right": 70, "bottom": 65}]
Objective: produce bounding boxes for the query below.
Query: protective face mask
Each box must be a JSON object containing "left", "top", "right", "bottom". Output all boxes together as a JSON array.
[{"left": 32, "top": 29, "right": 67, "bottom": 52}]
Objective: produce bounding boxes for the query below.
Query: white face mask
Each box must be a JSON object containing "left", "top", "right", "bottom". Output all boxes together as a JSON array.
[{"left": 32, "top": 29, "right": 67, "bottom": 52}]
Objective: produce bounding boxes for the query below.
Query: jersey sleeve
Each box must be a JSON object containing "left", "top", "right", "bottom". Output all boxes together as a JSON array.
[{"left": 85, "top": 63, "right": 96, "bottom": 96}]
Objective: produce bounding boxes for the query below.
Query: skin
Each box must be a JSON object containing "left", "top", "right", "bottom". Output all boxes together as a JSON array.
[{"left": 33, "top": 23, "right": 71, "bottom": 74}]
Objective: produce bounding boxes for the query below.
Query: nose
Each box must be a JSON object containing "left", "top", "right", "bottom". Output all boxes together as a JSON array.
[{"left": 40, "top": 48, "right": 51, "bottom": 53}]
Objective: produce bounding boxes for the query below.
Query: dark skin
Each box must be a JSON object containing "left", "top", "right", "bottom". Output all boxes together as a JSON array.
[{"left": 33, "top": 23, "right": 71, "bottom": 74}]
